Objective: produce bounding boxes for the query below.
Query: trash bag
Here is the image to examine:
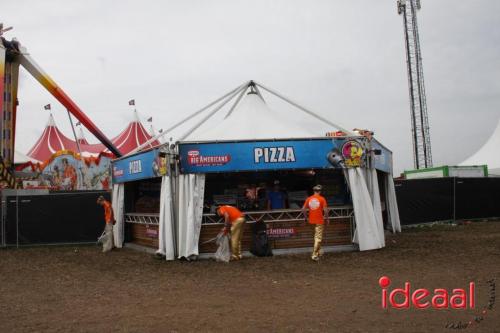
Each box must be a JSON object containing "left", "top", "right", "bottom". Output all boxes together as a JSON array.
[
  {"left": 250, "top": 220, "right": 273, "bottom": 257},
  {"left": 97, "top": 230, "right": 108, "bottom": 244},
  {"left": 214, "top": 231, "right": 231, "bottom": 262}
]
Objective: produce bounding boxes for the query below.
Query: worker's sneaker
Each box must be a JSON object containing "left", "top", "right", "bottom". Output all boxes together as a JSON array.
[{"left": 311, "top": 255, "right": 320, "bottom": 262}]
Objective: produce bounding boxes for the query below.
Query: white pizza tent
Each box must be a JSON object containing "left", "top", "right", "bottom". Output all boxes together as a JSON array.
[
  {"left": 460, "top": 118, "right": 500, "bottom": 176},
  {"left": 113, "top": 81, "right": 401, "bottom": 260}
]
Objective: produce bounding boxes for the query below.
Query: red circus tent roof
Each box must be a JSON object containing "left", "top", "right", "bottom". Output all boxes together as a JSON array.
[
  {"left": 106, "top": 111, "right": 160, "bottom": 154},
  {"left": 26, "top": 112, "right": 160, "bottom": 162},
  {"left": 77, "top": 127, "right": 90, "bottom": 145}
]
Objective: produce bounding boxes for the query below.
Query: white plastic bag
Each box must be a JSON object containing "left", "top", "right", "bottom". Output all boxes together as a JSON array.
[{"left": 214, "top": 231, "right": 231, "bottom": 263}]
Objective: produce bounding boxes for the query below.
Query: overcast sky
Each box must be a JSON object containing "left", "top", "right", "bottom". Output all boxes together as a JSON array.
[{"left": 3, "top": 0, "right": 500, "bottom": 174}]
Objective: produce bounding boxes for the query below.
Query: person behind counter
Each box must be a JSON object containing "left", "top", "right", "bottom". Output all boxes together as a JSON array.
[
  {"left": 302, "top": 185, "right": 329, "bottom": 261},
  {"left": 217, "top": 205, "right": 246, "bottom": 261},
  {"left": 267, "top": 180, "right": 287, "bottom": 210}
]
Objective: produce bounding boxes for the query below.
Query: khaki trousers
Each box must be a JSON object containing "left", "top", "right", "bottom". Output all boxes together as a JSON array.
[
  {"left": 230, "top": 217, "right": 245, "bottom": 260},
  {"left": 312, "top": 224, "right": 324, "bottom": 259},
  {"left": 102, "top": 223, "right": 114, "bottom": 253}
]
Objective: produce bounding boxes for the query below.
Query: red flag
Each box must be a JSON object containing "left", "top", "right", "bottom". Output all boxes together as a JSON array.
[
  {"left": 128, "top": 99, "right": 135, "bottom": 106},
  {"left": 44, "top": 104, "right": 51, "bottom": 110}
]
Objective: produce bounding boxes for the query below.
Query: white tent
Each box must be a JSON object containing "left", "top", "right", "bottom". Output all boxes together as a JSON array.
[
  {"left": 118, "top": 81, "right": 401, "bottom": 259},
  {"left": 187, "top": 92, "right": 318, "bottom": 141},
  {"left": 176, "top": 82, "right": 398, "bottom": 255},
  {"left": 460, "top": 118, "right": 500, "bottom": 176}
]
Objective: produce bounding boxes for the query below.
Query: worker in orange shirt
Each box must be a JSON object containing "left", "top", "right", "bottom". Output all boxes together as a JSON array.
[
  {"left": 217, "top": 205, "right": 246, "bottom": 260},
  {"left": 97, "top": 195, "right": 115, "bottom": 252},
  {"left": 302, "top": 185, "right": 329, "bottom": 261}
]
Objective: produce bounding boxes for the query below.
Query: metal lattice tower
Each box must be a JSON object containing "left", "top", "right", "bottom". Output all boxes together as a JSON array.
[{"left": 397, "top": 0, "right": 433, "bottom": 169}]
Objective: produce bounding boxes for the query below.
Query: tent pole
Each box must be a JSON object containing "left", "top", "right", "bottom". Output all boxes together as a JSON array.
[
  {"left": 123, "top": 81, "right": 250, "bottom": 157},
  {"left": 224, "top": 82, "right": 249, "bottom": 119},
  {"left": 67, "top": 110, "right": 88, "bottom": 190},
  {"left": 67, "top": 110, "right": 82, "bottom": 157},
  {"left": 179, "top": 84, "right": 247, "bottom": 141},
  {"left": 254, "top": 81, "right": 354, "bottom": 135}
]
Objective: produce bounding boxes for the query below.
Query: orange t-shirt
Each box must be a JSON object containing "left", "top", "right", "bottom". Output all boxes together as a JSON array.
[
  {"left": 303, "top": 194, "right": 327, "bottom": 225},
  {"left": 103, "top": 200, "right": 114, "bottom": 224},
  {"left": 218, "top": 205, "right": 243, "bottom": 223}
]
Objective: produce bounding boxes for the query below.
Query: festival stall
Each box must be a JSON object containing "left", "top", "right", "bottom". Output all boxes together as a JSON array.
[
  {"left": 111, "top": 148, "right": 170, "bottom": 251},
  {"left": 111, "top": 81, "right": 401, "bottom": 260}
]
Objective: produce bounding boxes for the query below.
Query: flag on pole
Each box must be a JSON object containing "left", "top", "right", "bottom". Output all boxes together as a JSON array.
[
  {"left": 44, "top": 104, "right": 51, "bottom": 110},
  {"left": 128, "top": 99, "right": 135, "bottom": 106},
  {"left": 147, "top": 117, "right": 153, "bottom": 122}
]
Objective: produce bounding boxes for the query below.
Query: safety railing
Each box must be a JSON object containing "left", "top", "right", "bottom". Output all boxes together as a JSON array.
[
  {"left": 125, "top": 206, "right": 355, "bottom": 226},
  {"left": 202, "top": 206, "right": 354, "bottom": 224},
  {"left": 124, "top": 213, "right": 160, "bottom": 225}
]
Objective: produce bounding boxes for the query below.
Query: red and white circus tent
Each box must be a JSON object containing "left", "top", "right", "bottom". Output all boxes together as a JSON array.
[
  {"left": 26, "top": 112, "right": 160, "bottom": 163},
  {"left": 107, "top": 111, "right": 160, "bottom": 155}
]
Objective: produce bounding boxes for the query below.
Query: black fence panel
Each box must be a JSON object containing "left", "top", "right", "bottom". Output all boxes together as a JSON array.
[
  {"left": 395, "top": 177, "right": 500, "bottom": 225},
  {"left": 5, "top": 197, "right": 18, "bottom": 245},
  {"left": 455, "top": 178, "right": 500, "bottom": 220},
  {"left": 394, "top": 178, "right": 454, "bottom": 225},
  {"left": 3, "top": 191, "right": 110, "bottom": 246}
]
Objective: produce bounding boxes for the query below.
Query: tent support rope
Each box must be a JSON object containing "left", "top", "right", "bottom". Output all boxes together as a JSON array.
[
  {"left": 224, "top": 83, "right": 250, "bottom": 119},
  {"left": 179, "top": 83, "right": 248, "bottom": 141},
  {"left": 254, "top": 81, "right": 354, "bottom": 135},
  {"left": 123, "top": 81, "right": 250, "bottom": 157}
]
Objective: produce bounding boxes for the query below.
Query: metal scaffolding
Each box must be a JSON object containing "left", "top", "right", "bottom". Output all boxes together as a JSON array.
[{"left": 397, "top": 0, "right": 433, "bottom": 169}]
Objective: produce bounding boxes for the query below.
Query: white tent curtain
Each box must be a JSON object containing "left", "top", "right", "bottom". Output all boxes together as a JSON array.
[
  {"left": 368, "top": 168, "right": 386, "bottom": 247},
  {"left": 111, "top": 183, "right": 125, "bottom": 248},
  {"left": 157, "top": 175, "right": 176, "bottom": 260},
  {"left": 177, "top": 174, "right": 205, "bottom": 259},
  {"left": 385, "top": 172, "right": 402, "bottom": 233},
  {"left": 346, "top": 168, "right": 385, "bottom": 251}
]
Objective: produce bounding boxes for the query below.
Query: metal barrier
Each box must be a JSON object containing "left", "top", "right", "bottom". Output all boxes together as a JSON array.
[
  {"left": 124, "top": 206, "right": 354, "bottom": 226},
  {"left": 124, "top": 213, "right": 160, "bottom": 225},
  {"left": 202, "top": 206, "right": 354, "bottom": 224}
]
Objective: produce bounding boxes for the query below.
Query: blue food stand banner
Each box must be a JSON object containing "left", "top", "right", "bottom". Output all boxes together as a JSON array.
[
  {"left": 179, "top": 138, "right": 367, "bottom": 174},
  {"left": 112, "top": 149, "right": 167, "bottom": 183}
]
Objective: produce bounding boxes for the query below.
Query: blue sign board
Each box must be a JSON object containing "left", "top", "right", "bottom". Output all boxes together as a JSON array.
[
  {"left": 112, "top": 149, "right": 167, "bottom": 183},
  {"left": 179, "top": 138, "right": 368, "bottom": 174}
]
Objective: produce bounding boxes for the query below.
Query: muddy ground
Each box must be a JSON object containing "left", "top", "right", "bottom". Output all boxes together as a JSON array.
[{"left": 1, "top": 221, "right": 499, "bottom": 332}]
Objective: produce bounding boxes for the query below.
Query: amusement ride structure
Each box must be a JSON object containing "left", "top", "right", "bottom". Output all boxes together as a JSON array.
[{"left": 0, "top": 25, "right": 122, "bottom": 187}]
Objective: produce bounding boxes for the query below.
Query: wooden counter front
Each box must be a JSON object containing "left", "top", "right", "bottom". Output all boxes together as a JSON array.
[
  {"left": 125, "top": 207, "right": 354, "bottom": 253},
  {"left": 129, "top": 223, "right": 159, "bottom": 248},
  {"left": 198, "top": 218, "right": 352, "bottom": 253}
]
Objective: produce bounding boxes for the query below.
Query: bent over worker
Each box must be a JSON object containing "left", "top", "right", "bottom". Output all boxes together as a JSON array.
[
  {"left": 97, "top": 195, "right": 115, "bottom": 252},
  {"left": 217, "top": 205, "right": 246, "bottom": 260},
  {"left": 303, "top": 185, "right": 329, "bottom": 261}
]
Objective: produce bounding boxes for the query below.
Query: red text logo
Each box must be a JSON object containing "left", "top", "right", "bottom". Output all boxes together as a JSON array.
[
  {"left": 379, "top": 276, "right": 475, "bottom": 310},
  {"left": 187, "top": 150, "right": 231, "bottom": 167}
]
